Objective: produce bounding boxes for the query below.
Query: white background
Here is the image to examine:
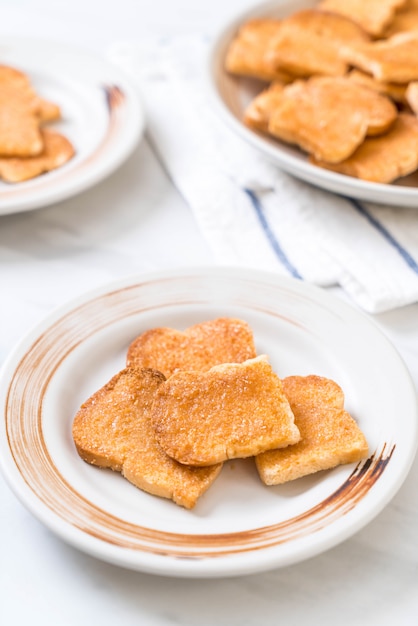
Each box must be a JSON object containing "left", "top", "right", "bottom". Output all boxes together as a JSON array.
[{"left": 1, "top": 1, "right": 418, "bottom": 625}]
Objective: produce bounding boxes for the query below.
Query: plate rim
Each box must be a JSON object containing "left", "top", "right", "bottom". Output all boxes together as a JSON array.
[
  {"left": 0, "top": 36, "right": 145, "bottom": 215},
  {"left": 205, "top": 0, "right": 418, "bottom": 207},
  {"left": 0, "top": 267, "right": 417, "bottom": 577}
]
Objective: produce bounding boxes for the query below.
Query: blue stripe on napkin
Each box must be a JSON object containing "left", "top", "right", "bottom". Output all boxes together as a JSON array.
[
  {"left": 349, "top": 199, "right": 418, "bottom": 275},
  {"left": 244, "top": 188, "right": 303, "bottom": 279}
]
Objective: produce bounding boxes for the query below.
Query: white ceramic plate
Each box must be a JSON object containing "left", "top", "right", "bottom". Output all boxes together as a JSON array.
[
  {"left": 0, "top": 268, "right": 417, "bottom": 578},
  {"left": 0, "top": 37, "right": 145, "bottom": 215},
  {"left": 207, "top": 0, "right": 418, "bottom": 207}
]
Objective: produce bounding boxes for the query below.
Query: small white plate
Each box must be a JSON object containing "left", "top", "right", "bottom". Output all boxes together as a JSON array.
[
  {"left": 0, "top": 268, "right": 417, "bottom": 578},
  {"left": 207, "top": 0, "right": 418, "bottom": 207},
  {"left": 0, "top": 37, "right": 145, "bottom": 215}
]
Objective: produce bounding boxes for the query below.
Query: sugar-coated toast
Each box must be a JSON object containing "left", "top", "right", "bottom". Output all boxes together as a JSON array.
[
  {"left": 266, "top": 9, "right": 369, "bottom": 78},
  {"left": 72, "top": 367, "right": 222, "bottom": 509},
  {"left": 225, "top": 18, "right": 294, "bottom": 82},
  {"left": 0, "top": 128, "right": 75, "bottom": 183},
  {"left": 267, "top": 76, "right": 397, "bottom": 163},
  {"left": 151, "top": 355, "right": 301, "bottom": 466},
  {"left": 0, "top": 65, "right": 43, "bottom": 157},
  {"left": 126, "top": 317, "right": 257, "bottom": 378},
  {"left": 311, "top": 113, "right": 418, "bottom": 183},
  {"left": 255, "top": 375, "right": 369, "bottom": 485}
]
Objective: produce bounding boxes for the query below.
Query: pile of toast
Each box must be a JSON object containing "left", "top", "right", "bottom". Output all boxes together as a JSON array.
[
  {"left": 0, "top": 64, "right": 74, "bottom": 183},
  {"left": 72, "top": 317, "right": 369, "bottom": 509},
  {"left": 226, "top": 0, "right": 418, "bottom": 183}
]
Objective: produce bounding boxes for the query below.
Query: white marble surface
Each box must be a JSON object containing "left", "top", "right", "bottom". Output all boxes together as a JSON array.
[{"left": 1, "top": 1, "right": 418, "bottom": 624}]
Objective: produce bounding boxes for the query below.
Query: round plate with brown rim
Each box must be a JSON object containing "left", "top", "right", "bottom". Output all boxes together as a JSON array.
[
  {"left": 0, "top": 268, "right": 417, "bottom": 577},
  {"left": 207, "top": 0, "right": 418, "bottom": 207},
  {"left": 0, "top": 37, "right": 144, "bottom": 215}
]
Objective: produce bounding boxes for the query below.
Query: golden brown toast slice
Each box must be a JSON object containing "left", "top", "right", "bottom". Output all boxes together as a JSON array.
[
  {"left": 0, "top": 65, "right": 61, "bottom": 120},
  {"left": 311, "top": 113, "right": 418, "bottom": 183},
  {"left": 318, "top": 0, "right": 407, "bottom": 37},
  {"left": 0, "top": 65, "right": 44, "bottom": 157},
  {"left": 347, "top": 69, "right": 408, "bottom": 105},
  {"left": 0, "top": 64, "right": 30, "bottom": 89},
  {"left": 151, "top": 355, "right": 301, "bottom": 467},
  {"left": 0, "top": 128, "right": 75, "bottom": 183},
  {"left": 126, "top": 317, "right": 257, "bottom": 378},
  {"left": 72, "top": 367, "right": 222, "bottom": 509},
  {"left": 244, "top": 82, "right": 286, "bottom": 133},
  {"left": 267, "top": 76, "right": 397, "bottom": 163},
  {"left": 36, "top": 97, "right": 61, "bottom": 123},
  {"left": 266, "top": 9, "right": 370, "bottom": 79},
  {"left": 383, "top": 0, "right": 418, "bottom": 37},
  {"left": 0, "top": 104, "right": 43, "bottom": 157},
  {"left": 340, "top": 31, "right": 418, "bottom": 83},
  {"left": 225, "top": 19, "right": 294, "bottom": 82},
  {"left": 0, "top": 64, "right": 62, "bottom": 160},
  {"left": 255, "top": 375, "right": 369, "bottom": 485}
]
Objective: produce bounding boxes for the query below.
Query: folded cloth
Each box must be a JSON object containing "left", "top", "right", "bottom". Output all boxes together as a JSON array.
[{"left": 108, "top": 36, "right": 418, "bottom": 313}]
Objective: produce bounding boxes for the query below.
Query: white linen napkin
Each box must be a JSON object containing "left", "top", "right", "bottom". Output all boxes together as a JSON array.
[{"left": 108, "top": 36, "right": 418, "bottom": 313}]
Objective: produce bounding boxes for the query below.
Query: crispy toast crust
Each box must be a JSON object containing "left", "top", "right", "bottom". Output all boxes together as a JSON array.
[
  {"left": 311, "top": 113, "right": 418, "bottom": 183},
  {"left": 126, "top": 317, "right": 257, "bottom": 377},
  {"left": 266, "top": 9, "right": 369, "bottom": 78},
  {"left": 72, "top": 367, "right": 222, "bottom": 509},
  {"left": 225, "top": 18, "right": 294, "bottom": 82},
  {"left": 151, "top": 356, "right": 300, "bottom": 466},
  {"left": 0, "top": 128, "right": 75, "bottom": 183},
  {"left": 267, "top": 76, "right": 397, "bottom": 163},
  {"left": 256, "top": 375, "right": 369, "bottom": 485}
]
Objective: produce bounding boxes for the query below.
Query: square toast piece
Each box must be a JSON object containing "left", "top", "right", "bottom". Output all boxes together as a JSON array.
[
  {"left": 151, "top": 355, "right": 301, "bottom": 466},
  {"left": 267, "top": 76, "right": 397, "bottom": 163},
  {"left": 256, "top": 375, "right": 369, "bottom": 485}
]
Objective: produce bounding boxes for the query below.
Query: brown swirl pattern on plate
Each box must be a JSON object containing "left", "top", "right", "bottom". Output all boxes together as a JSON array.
[{"left": 3, "top": 277, "right": 395, "bottom": 559}]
